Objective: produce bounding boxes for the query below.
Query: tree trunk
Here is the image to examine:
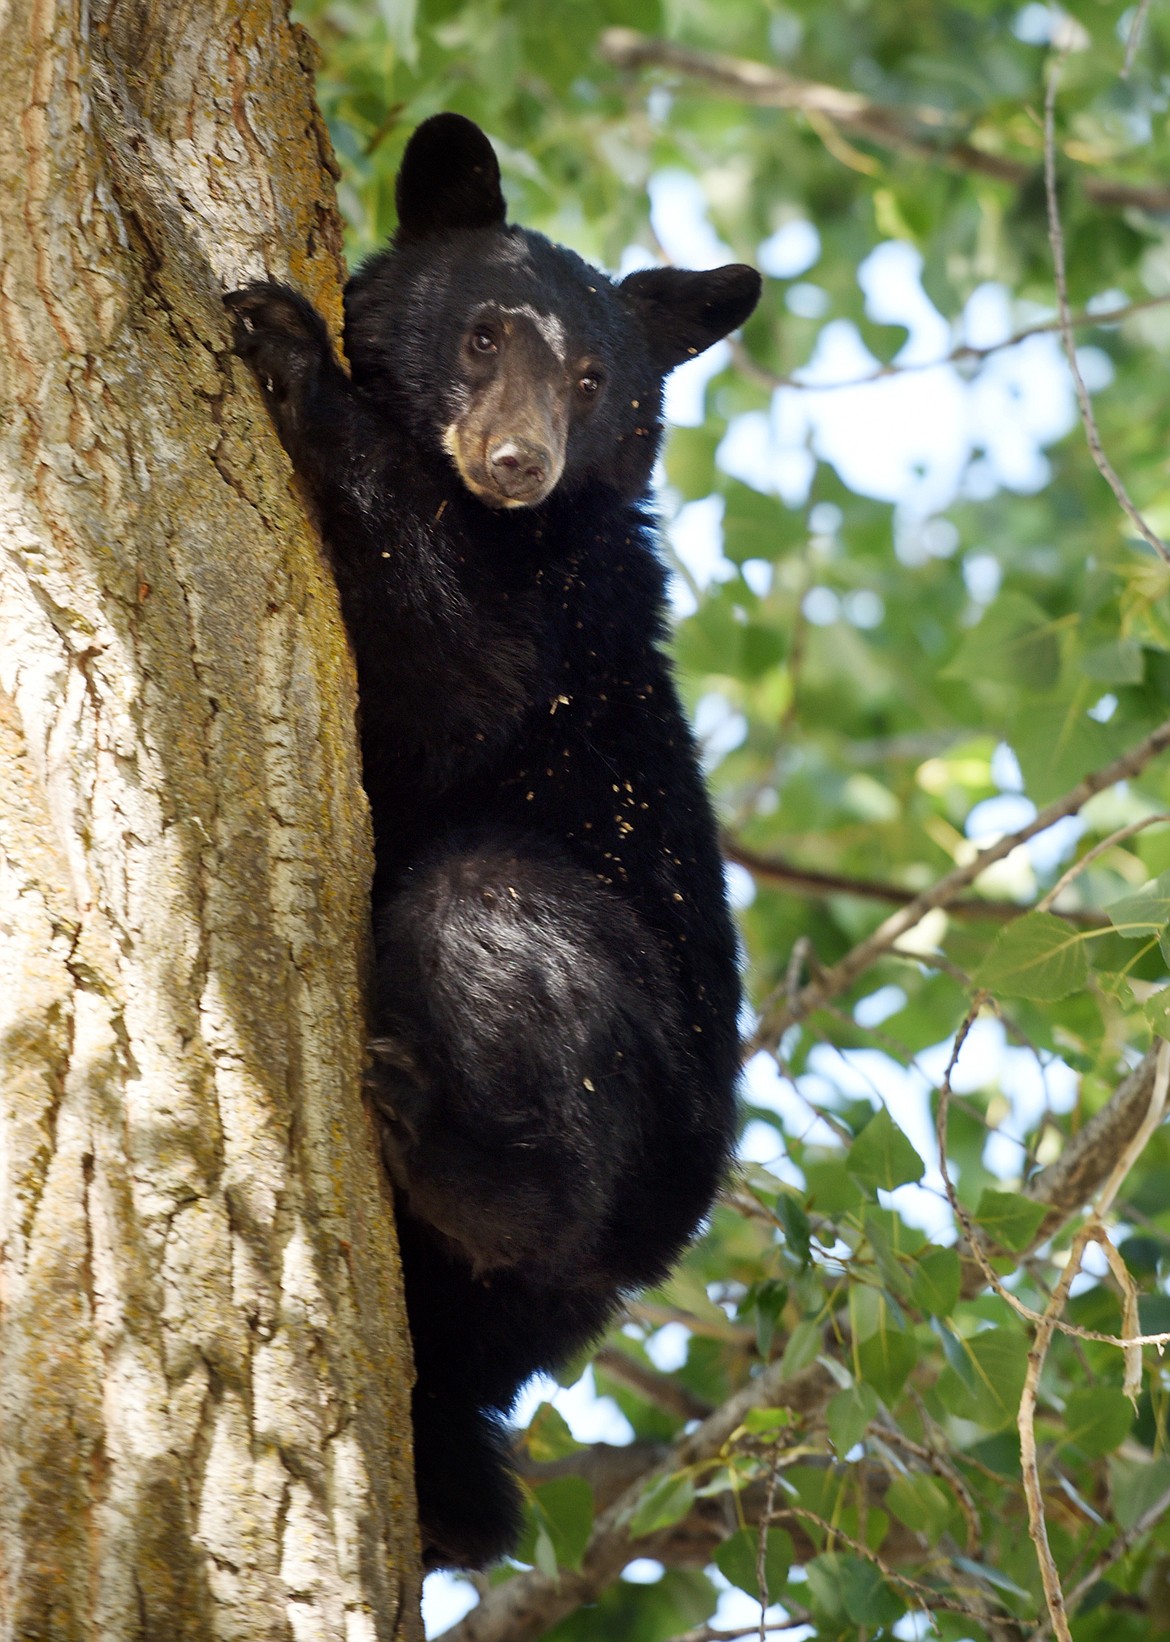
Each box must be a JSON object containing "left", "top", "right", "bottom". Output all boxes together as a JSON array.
[{"left": 0, "top": 2, "right": 421, "bottom": 1637}]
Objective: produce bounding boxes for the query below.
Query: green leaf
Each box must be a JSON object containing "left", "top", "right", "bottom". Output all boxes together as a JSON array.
[
  {"left": 973, "top": 1189, "right": 1049, "bottom": 1253},
  {"left": 720, "top": 480, "right": 804, "bottom": 564},
  {"left": 741, "top": 623, "right": 787, "bottom": 680},
  {"left": 779, "top": 1317, "right": 822, "bottom": 1378},
  {"left": 863, "top": 1204, "right": 923, "bottom": 1296},
  {"left": 741, "top": 1406, "right": 793, "bottom": 1437},
  {"left": 1146, "top": 985, "right": 1170, "bottom": 1038},
  {"left": 807, "top": 1553, "right": 904, "bottom": 1627},
  {"left": 1009, "top": 704, "right": 1114, "bottom": 807},
  {"left": 803, "top": 1156, "right": 864, "bottom": 1215},
  {"left": 1061, "top": 1387, "right": 1133, "bottom": 1458},
  {"left": 974, "top": 912, "right": 1089, "bottom": 1001},
  {"left": 533, "top": 1519, "right": 558, "bottom": 1580},
  {"left": 744, "top": 1279, "right": 788, "bottom": 1358},
  {"left": 943, "top": 592, "right": 1060, "bottom": 692},
  {"left": 628, "top": 1470, "right": 696, "bottom": 1538},
  {"left": 885, "top": 1473, "right": 952, "bottom": 1544},
  {"left": 910, "top": 1245, "right": 961, "bottom": 1317},
  {"left": 530, "top": 1476, "right": 594, "bottom": 1573},
  {"left": 846, "top": 1106, "right": 925, "bottom": 1191},
  {"left": 1109, "top": 1456, "right": 1170, "bottom": 1531},
  {"left": 856, "top": 1326, "right": 917, "bottom": 1404},
  {"left": 938, "top": 1320, "right": 979, "bottom": 1391},
  {"left": 663, "top": 423, "right": 719, "bottom": 498},
  {"left": 695, "top": 1457, "right": 758, "bottom": 1499},
  {"left": 828, "top": 1382, "right": 879, "bottom": 1454},
  {"left": 713, "top": 1527, "right": 793, "bottom": 1601},
  {"left": 775, "top": 1193, "right": 811, "bottom": 1266},
  {"left": 1080, "top": 639, "right": 1144, "bottom": 683},
  {"left": 738, "top": 1160, "right": 787, "bottom": 1198},
  {"left": 1108, "top": 872, "right": 1170, "bottom": 966},
  {"left": 523, "top": 1402, "right": 582, "bottom": 1463},
  {"left": 802, "top": 1553, "right": 848, "bottom": 1626},
  {"left": 936, "top": 1328, "right": 1028, "bottom": 1428}
]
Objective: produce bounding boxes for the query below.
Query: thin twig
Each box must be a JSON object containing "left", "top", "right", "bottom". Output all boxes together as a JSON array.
[
  {"left": 1095, "top": 1232, "right": 1143, "bottom": 1401},
  {"left": 769, "top": 1502, "right": 1024, "bottom": 1629},
  {"left": 1035, "top": 814, "right": 1170, "bottom": 913},
  {"left": 666, "top": 1622, "right": 811, "bottom": 1642},
  {"left": 1031, "top": 1481, "right": 1170, "bottom": 1640},
  {"left": 940, "top": 1046, "right": 1162, "bottom": 1638},
  {"left": 1018, "top": 1224, "right": 1092, "bottom": 1642},
  {"left": 1122, "top": 0, "right": 1154, "bottom": 78},
  {"left": 732, "top": 296, "right": 1170, "bottom": 396},
  {"left": 752, "top": 716, "right": 1170, "bottom": 1050},
  {"left": 727, "top": 836, "right": 1108, "bottom": 927},
  {"left": 1043, "top": 51, "right": 1170, "bottom": 561},
  {"left": 1015, "top": 1211, "right": 1151, "bottom": 1638},
  {"left": 599, "top": 29, "right": 1170, "bottom": 214},
  {"left": 872, "top": 1423, "right": 981, "bottom": 1557},
  {"left": 756, "top": 1461, "right": 779, "bottom": 1642}
]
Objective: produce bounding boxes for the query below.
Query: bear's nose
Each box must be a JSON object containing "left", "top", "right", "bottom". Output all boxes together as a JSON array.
[{"left": 488, "top": 439, "right": 551, "bottom": 501}]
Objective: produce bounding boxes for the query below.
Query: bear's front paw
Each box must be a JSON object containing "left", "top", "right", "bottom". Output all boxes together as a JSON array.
[
  {"left": 365, "top": 1036, "right": 432, "bottom": 1188},
  {"left": 223, "top": 282, "right": 332, "bottom": 406}
]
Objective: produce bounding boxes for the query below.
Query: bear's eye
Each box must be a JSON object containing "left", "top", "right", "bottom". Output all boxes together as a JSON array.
[
  {"left": 470, "top": 327, "right": 498, "bottom": 355},
  {"left": 578, "top": 373, "right": 601, "bottom": 397}
]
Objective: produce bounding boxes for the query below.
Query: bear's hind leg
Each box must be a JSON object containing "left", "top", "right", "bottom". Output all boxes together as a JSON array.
[
  {"left": 413, "top": 1390, "right": 523, "bottom": 1571},
  {"left": 369, "top": 835, "right": 683, "bottom": 1278}
]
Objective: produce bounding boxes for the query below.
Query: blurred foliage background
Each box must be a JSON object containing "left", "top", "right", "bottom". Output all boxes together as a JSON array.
[{"left": 292, "top": 1, "right": 1170, "bottom": 1637}]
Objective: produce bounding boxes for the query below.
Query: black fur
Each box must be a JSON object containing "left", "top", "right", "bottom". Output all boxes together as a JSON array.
[{"left": 225, "top": 113, "right": 760, "bottom": 1571}]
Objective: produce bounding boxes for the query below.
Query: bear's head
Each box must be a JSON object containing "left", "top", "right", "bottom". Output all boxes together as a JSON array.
[{"left": 343, "top": 114, "right": 761, "bottom": 508}]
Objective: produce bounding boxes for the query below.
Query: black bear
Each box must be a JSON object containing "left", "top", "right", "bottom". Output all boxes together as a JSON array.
[{"left": 225, "top": 112, "right": 759, "bottom": 1571}]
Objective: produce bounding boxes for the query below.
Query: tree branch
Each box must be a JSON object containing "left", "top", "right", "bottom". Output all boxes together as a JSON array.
[
  {"left": 1042, "top": 50, "right": 1170, "bottom": 560},
  {"left": 750, "top": 715, "right": 1170, "bottom": 1051},
  {"left": 1022, "top": 1045, "right": 1165, "bottom": 1238},
  {"left": 518, "top": 1440, "right": 669, "bottom": 1513},
  {"left": 1032, "top": 1480, "right": 1170, "bottom": 1641},
  {"left": 598, "top": 29, "right": 1170, "bottom": 214},
  {"left": 725, "top": 837, "right": 1108, "bottom": 928},
  {"left": 594, "top": 1345, "right": 714, "bottom": 1422},
  {"left": 1018, "top": 1224, "right": 1090, "bottom": 1642},
  {"left": 523, "top": 1440, "right": 931, "bottom": 1573},
  {"left": 942, "top": 1015, "right": 1170, "bottom": 1344},
  {"left": 946, "top": 1039, "right": 1170, "bottom": 1298},
  {"left": 444, "top": 1360, "right": 837, "bottom": 1642}
]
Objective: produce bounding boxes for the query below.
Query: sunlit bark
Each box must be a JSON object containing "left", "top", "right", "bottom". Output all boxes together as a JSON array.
[{"left": 0, "top": 2, "right": 419, "bottom": 1636}]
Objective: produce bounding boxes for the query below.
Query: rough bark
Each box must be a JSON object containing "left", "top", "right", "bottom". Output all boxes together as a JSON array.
[{"left": 0, "top": 2, "right": 420, "bottom": 1637}]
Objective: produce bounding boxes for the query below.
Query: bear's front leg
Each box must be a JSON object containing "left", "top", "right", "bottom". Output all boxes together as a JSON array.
[{"left": 224, "top": 281, "right": 342, "bottom": 468}]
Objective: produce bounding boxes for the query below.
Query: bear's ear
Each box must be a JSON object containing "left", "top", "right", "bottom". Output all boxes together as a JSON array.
[
  {"left": 621, "top": 264, "right": 762, "bottom": 372},
  {"left": 395, "top": 113, "right": 507, "bottom": 240}
]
